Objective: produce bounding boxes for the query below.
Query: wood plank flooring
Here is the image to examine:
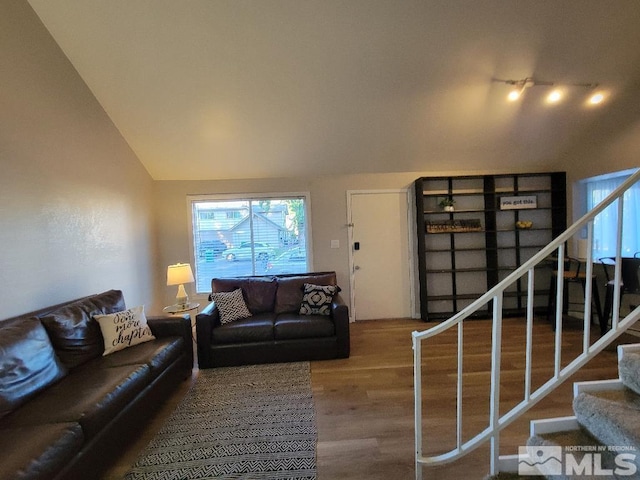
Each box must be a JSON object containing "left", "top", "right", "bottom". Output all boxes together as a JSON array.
[{"left": 101, "top": 316, "right": 633, "bottom": 480}]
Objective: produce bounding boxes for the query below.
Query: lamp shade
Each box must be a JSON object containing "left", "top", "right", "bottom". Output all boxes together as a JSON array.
[{"left": 166, "top": 263, "right": 194, "bottom": 286}]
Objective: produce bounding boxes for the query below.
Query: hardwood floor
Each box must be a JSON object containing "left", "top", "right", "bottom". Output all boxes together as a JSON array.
[{"left": 101, "top": 316, "right": 632, "bottom": 480}]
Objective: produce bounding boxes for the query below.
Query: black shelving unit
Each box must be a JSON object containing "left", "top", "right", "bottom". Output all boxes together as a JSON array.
[{"left": 415, "top": 172, "right": 566, "bottom": 321}]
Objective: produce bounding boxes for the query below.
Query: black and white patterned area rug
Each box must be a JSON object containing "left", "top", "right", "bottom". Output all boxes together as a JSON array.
[{"left": 125, "top": 362, "right": 317, "bottom": 480}]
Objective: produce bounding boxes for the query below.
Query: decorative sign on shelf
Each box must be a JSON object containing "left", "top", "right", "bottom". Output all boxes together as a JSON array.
[
  {"left": 499, "top": 195, "right": 537, "bottom": 210},
  {"left": 426, "top": 219, "right": 482, "bottom": 233}
]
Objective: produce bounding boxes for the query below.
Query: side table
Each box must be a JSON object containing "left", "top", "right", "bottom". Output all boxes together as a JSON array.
[{"left": 163, "top": 302, "right": 200, "bottom": 368}]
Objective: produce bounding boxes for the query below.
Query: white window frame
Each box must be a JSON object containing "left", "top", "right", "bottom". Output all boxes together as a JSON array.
[{"left": 187, "top": 192, "right": 313, "bottom": 298}]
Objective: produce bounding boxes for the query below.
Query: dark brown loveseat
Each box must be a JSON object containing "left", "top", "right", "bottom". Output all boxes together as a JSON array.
[
  {"left": 196, "top": 272, "right": 350, "bottom": 368},
  {"left": 0, "top": 289, "right": 192, "bottom": 480}
]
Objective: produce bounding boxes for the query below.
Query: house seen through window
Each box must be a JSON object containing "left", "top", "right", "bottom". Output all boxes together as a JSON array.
[{"left": 189, "top": 195, "right": 310, "bottom": 294}]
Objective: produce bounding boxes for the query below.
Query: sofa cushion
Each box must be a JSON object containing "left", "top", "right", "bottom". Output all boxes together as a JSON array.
[
  {"left": 38, "top": 290, "right": 126, "bottom": 369},
  {"left": 211, "top": 276, "right": 277, "bottom": 314},
  {"left": 92, "top": 336, "right": 185, "bottom": 379},
  {"left": 274, "top": 313, "right": 335, "bottom": 340},
  {"left": 211, "top": 313, "right": 275, "bottom": 344},
  {"left": 211, "top": 289, "right": 252, "bottom": 324},
  {"left": 3, "top": 364, "right": 151, "bottom": 439},
  {"left": 94, "top": 305, "right": 156, "bottom": 355},
  {"left": 0, "top": 316, "right": 68, "bottom": 420},
  {"left": 0, "top": 422, "right": 84, "bottom": 480},
  {"left": 274, "top": 273, "right": 338, "bottom": 314}
]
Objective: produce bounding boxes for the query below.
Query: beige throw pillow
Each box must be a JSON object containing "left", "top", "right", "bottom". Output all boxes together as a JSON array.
[{"left": 94, "top": 305, "right": 155, "bottom": 355}]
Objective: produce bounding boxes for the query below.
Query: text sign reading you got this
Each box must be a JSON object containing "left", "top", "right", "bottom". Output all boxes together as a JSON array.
[{"left": 500, "top": 195, "right": 537, "bottom": 210}]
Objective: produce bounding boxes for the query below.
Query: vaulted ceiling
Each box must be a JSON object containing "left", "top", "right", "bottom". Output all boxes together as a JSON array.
[{"left": 27, "top": 1, "right": 640, "bottom": 180}]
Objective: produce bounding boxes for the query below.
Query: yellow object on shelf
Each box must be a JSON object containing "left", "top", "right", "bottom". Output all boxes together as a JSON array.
[{"left": 516, "top": 220, "right": 533, "bottom": 229}]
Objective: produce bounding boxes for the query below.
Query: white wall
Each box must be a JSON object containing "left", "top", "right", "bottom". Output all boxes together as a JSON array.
[
  {"left": 154, "top": 167, "right": 564, "bottom": 312},
  {"left": 0, "top": 1, "right": 156, "bottom": 319}
]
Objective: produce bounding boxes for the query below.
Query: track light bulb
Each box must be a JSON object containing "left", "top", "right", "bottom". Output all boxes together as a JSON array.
[
  {"left": 507, "top": 88, "right": 522, "bottom": 101},
  {"left": 547, "top": 89, "right": 563, "bottom": 104}
]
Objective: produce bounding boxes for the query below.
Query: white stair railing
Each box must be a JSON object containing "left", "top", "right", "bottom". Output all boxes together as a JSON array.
[{"left": 413, "top": 169, "right": 640, "bottom": 479}]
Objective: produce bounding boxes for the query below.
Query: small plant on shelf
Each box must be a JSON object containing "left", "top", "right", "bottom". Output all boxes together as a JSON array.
[{"left": 439, "top": 197, "right": 455, "bottom": 212}]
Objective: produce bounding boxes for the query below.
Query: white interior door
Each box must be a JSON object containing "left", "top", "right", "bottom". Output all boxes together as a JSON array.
[{"left": 348, "top": 190, "right": 413, "bottom": 320}]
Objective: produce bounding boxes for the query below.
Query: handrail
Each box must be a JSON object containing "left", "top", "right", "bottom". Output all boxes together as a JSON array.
[{"left": 413, "top": 168, "right": 640, "bottom": 479}]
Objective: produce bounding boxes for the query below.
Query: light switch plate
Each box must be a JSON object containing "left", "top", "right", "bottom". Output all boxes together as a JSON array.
[{"left": 331, "top": 240, "right": 340, "bottom": 249}]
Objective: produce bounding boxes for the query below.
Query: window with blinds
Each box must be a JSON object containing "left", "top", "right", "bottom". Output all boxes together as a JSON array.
[{"left": 188, "top": 194, "right": 311, "bottom": 294}]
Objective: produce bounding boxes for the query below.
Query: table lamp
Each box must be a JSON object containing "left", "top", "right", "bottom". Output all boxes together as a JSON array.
[{"left": 167, "top": 263, "right": 195, "bottom": 307}]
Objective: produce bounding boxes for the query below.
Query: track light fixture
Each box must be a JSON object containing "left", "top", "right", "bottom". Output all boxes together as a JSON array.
[{"left": 494, "top": 77, "right": 605, "bottom": 106}]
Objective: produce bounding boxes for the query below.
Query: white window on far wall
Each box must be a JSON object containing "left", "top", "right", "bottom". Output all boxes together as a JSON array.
[
  {"left": 584, "top": 169, "right": 640, "bottom": 259},
  {"left": 188, "top": 194, "right": 311, "bottom": 294}
]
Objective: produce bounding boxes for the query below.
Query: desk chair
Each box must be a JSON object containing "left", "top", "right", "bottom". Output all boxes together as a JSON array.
[
  {"left": 599, "top": 255, "right": 640, "bottom": 333},
  {"left": 547, "top": 256, "right": 603, "bottom": 331}
]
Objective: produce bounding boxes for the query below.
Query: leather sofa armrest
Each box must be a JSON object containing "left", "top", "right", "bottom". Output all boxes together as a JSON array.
[
  {"left": 147, "top": 314, "right": 193, "bottom": 367},
  {"left": 147, "top": 314, "right": 190, "bottom": 337},
  {"left": 331, "top": 293, "right": 350, "bottom": 358},
  {"left": 196, "top": 303, "right": 219, "bottom": 368}
]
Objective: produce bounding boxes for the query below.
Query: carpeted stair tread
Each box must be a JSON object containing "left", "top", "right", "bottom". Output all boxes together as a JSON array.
[
  {"left": 527, "top": 428, "right": 620, "bottom": 479},
  {"left": 527, "top": 429, "right": 628, "bottom": 480},
  {"left": 577, "top": 387, "right": 640, "bottom": 411},
  {"left": 573, "top": 389, "right": 640, "bottom": 471},
  {"left": 619, "top": 352, "right": 640, "bottom": 395}
]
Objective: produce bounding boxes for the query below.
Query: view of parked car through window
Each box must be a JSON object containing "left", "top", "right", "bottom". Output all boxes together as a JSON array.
[
  {"left": 190, "top": 196, "right": 309, "bottom": 293},
  {"left": 222, "top": 242, "right": 276, "bottom": 262}
]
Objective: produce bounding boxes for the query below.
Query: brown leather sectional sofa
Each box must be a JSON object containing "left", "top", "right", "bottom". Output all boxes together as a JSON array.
[
  {"left": 196, "top": 272, "right": 350, "bottom": 367},
  {"left": 0, "top": 290, "right": 192, "bottom": 480}
]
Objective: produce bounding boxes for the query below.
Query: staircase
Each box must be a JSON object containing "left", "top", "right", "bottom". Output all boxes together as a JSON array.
[
  {"left": 413, "top": 169, "right": 640, "bottom": 480},
  {"left": 507, "top": 343, "right": 640, "bottom": 478}
]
